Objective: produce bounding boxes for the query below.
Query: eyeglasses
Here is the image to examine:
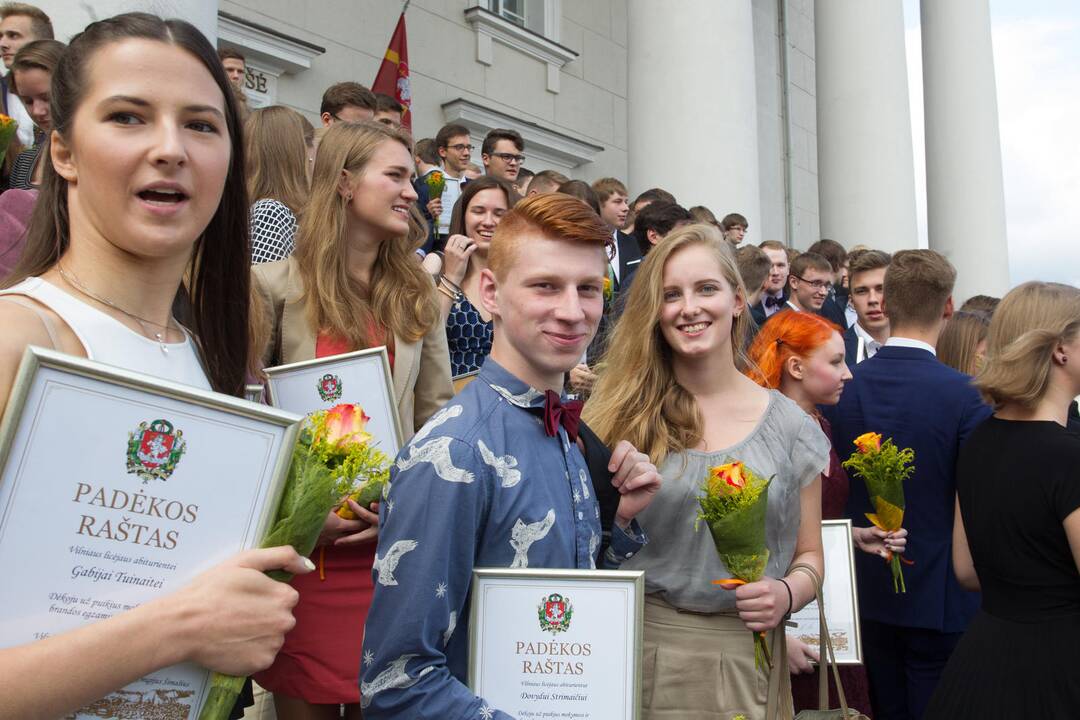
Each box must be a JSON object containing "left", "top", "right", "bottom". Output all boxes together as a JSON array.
[
  {"left": 792, "top": 275, "right": 831, "bottom": 291},
  {"left": 447, "top": 143, "right": 474, "bottom": 152},
  {"left": 491, "top": 152, "right": 526, "bottom": 164}
]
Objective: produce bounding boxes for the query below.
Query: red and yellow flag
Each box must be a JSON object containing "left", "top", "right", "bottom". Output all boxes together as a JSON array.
[{"left": 372, "top": 12, "right": 412, "bottom": 129}]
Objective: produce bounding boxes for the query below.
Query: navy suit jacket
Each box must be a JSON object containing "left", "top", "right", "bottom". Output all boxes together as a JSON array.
[
  {"left": 822, "top": 345, "right": 991, "bottom": 633},
  {"left": 615, "top": 230, "right": 643, "bottom": 291},
  {"left": 842, "top": 325, "right": 860, "bottom": 368}
]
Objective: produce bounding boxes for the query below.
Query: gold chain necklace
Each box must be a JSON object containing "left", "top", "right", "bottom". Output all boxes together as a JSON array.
[{"left": 57, "top": 265, "right": 178, "bottom": 355}]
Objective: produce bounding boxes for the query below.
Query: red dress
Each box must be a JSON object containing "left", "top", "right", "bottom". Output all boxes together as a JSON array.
[
  {"left": 791, "top": 415, "right": 874, "bottom": 717},
  {"left": 254, "top": 331, "right": 394, "bottom": 704}
]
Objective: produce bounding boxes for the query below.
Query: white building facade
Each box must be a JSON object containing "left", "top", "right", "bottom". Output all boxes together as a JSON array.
[{"left": 40, "top": 0, "right": 1009, "bottom": 300}]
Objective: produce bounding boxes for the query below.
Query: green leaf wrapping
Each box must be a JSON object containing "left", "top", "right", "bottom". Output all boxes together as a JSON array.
[
  {"left": 864, "top": 471, "right": 905, "bottom": 511},
  {"left": 353, "top": 476, "right": 386, "bottom": 508},
  {"left": 199, "top": 433, "right": 342, "bottom": 720},
  {"left": 703, "top": 482, "right": 771, "bottom": 582}
]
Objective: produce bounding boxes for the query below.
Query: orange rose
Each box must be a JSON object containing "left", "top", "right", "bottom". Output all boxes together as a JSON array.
[
  {"left": 708, "top": 461, "right": 747, "bottom": 495},
  {"left": 321, "top": 403, "right": 373, "bottom": 449},
  {"left": 854, "top": 432, "right": 882, "bottom": 454}
]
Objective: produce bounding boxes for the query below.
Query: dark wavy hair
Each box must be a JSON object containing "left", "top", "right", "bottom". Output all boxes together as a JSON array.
[{"left": 4, "top": 13, "right": 251, "bottom": 397}]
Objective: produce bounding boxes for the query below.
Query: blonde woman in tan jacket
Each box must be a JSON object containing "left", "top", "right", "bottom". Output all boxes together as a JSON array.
[{"left": 252, "top": 120, "right": 453, "bottom": 720}]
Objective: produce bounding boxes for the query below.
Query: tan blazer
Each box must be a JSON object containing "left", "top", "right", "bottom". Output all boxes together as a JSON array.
[{"left": 253, "top": 257, "right": 454, "bottom": 442}]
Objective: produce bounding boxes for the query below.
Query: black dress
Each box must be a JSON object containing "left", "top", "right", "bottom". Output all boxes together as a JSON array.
[{"left": 925, "top": 417, "right": 1080, "bottom": 718}]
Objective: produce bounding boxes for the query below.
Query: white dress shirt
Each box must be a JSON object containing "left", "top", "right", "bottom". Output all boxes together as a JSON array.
[
  {"left": 852, "top": 323, "right": 885, "bottom": 362},
  {"left": 885, "top": 336, "right": 937, "bottom": 357}
]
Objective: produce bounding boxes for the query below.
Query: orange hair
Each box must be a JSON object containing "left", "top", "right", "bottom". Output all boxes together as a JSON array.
[
  {"left": 746, "top": 310, "right": 841, "bottom": 388},
  {"left": 488, "top": 192, "right": 610, "bottom": 279}
]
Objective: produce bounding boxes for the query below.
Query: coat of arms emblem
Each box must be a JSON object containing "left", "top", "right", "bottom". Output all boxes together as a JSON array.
[
  {"left": 126, "top": 419, "right": 186, "bottom": 483},
  {"left": 318, "top": 373, "right": 343, "bottom": 402},
  {"left": 537, "top": 592, "right": 573, "bottom": 634}
]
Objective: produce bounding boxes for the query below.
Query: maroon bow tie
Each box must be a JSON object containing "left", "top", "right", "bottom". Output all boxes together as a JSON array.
[{"left": 539, "top": 389, "right": 583, "bottom": 442}]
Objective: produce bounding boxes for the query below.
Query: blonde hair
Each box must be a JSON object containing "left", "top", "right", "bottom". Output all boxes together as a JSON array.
[
  {"left": 584, "top": 224, "right": 751, "bottom": 464},
  {"left": 976, "top": 282, "right": 1080, "bottom": 410},
  {"left": 293, "top": 121, "right": 437, "bottom": 346},
  {"left": 937, "top": 310, "right": 990, "bottom": 376},
  {"left": 244, "top": 106, "right": 313, "bottom": 215}
]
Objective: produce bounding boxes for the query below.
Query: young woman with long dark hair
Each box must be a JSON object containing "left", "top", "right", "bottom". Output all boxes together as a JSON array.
[{"left": 0, "top": 13, "right": 308, "bottom": 718}]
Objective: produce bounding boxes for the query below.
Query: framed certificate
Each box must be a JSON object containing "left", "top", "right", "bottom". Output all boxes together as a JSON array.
[
  {"left": 0, "top": 346, "right": 301, "bottom": 719},
  {"left": 469, "top": 568, "right": 644, "bottom": 719},
  {"left": 790, "top": 519, "right": 863, "bottom": 664},
  {"left": 265, "top": 347, "right": 402, "bottom": 458}
]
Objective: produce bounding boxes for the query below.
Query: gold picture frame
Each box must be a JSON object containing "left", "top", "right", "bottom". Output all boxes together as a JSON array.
[
  {"left": 468, "top": 567, "right": 644, "bottom": 719},
  {"left": 264, "top": 346, "right": 403, "bottom": 457},
  {"left": 790, "top": 518, "right": 864, "bottom": 664},
  {"left": 0, "top": 346, "right": 302, "bottom": 718}
]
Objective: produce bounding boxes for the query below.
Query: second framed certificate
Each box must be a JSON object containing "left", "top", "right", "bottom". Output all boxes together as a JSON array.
[
  {"left": 469, "top": 568, "right": 643, "bottom": 719},
  {"left": 265, "top": 347, "right": 402, "bottom": 458},
  {"left": 790, "top": 519, "right": 863, "bottom": 664}
]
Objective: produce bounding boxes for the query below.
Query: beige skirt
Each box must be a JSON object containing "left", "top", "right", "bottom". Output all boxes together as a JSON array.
[{"left": 641, "top": 595, "right": 790, "bottom": 720}]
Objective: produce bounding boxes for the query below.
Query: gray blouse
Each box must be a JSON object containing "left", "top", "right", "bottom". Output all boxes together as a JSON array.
[{"left": 623, "top": 389, "right": 830, "bottom": 613}]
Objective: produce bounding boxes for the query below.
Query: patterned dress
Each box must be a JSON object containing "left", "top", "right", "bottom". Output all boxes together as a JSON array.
[
  {"left": 360, "top": 359, "right": 647, "bottom": 718},
  {"left": 445, "top": 293, "right": 492, "bottom": 377},
  {"left": 249, "top": 198, "right": 298, "bottom": 264}
]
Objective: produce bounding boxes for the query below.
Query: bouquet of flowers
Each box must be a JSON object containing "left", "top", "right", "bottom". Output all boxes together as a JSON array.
[
  {"left": 842, "top": 432, "right": 915, "bottom": 593},
  {"left": 697, "top": 460, "right": 773, "bottom": 669},
  {"left": 0, "top": 114, "right": 18, "bottom": 166},
  {"left": 199, "top": 403, "right": 390, "bottom": 719},
  {"left": 425, "top": 169, "right": 446, "bottom": 199}
]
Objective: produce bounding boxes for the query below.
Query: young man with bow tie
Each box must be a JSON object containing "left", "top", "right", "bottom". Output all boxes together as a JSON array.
[{"left": 360, "top": 193, "right": 662, "bottom": 719}]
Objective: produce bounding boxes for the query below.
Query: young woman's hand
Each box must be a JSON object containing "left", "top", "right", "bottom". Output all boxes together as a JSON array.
[
  {"left": 853, "top": 526, "right": 907, "bottom": 559},
  {"left": 735, "top": 577, "right": 789, "bottom": 632},
  {"left": 441, "top": 234, "right": 476, "bottom": 286}
]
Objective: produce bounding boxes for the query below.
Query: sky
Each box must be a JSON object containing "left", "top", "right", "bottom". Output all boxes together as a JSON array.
[{"left": 901, "top": 0, "right": 1080, "bottom": 287}]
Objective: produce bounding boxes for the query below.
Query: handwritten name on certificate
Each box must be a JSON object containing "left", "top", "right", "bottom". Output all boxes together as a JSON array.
[
  {"left": 0, "top": 349, "right": 297, "bottom": 719},
  {"left": 469, "top": 569, "right": 643, "bottom": 719}
]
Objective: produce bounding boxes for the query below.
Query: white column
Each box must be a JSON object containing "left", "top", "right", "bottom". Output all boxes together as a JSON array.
[
  {"left": 815, "top": 0, "right": 918, "bottom": 253},
  {"left": 921, "top": 0, "right": 1009, "bottom": 303},
  {"left": 43, "top": 0, "right": 219, "bottom": 46},
  {"left": 627, "top": 0, "right": 761, "bottom": 229}
]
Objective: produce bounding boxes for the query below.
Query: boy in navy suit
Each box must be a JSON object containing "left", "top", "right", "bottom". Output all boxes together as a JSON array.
[{"left": 824, "top": 250, "right": 991, "bottom": 720}]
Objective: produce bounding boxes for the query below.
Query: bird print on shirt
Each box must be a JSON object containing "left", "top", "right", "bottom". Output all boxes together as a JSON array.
[
  {"left": 373, "top": 539, "right": 418, "bottom": 586},
  {"left": 477, "top": 439, "right": 522, "bottom": 488},
  {"left": 360, "top": 654, "right": 434, "bottom": 708},
  {"left": 396, "top": 436, "right": 475, "bottom": 484},
  {"left": 509, "top": 509, "right": 556, "bottom": 568},
  {"left": 410, "top": 404, "right": 463, "bottom": 446}
]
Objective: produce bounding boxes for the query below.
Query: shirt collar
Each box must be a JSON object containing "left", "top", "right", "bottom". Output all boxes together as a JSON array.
[
  {"left": 885, "top": 336, "right": 937, "bottom": 357},
  {"left": 853, "top": 322, "right": 883, "bottom": 351},
  {"left": 478, "top": 358, "right": 549, "bottom": 410}
]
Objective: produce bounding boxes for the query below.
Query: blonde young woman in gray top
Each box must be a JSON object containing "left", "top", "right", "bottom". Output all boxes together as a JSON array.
[{"left": 585, "top": 224, "right": 828, "bottom": 719}]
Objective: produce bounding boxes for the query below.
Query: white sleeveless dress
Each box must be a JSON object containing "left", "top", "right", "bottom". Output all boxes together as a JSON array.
[{"left": 0, "top": 277, "right": 212, "bottom": 391}]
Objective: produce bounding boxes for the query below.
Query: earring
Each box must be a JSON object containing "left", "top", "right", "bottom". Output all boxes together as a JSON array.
[{"left": 346, "top": 193, "right": 353, "bottom": 201}]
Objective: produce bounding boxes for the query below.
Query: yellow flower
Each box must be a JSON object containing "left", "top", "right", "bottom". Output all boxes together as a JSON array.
[
  {"left": 319, "top": 403, "right": 373, "bottom": 449},
  {"left": 854, "top": 432, "right": 882, "bottom": 453},
  {"left": 708, "top": 461, "right": 747, "bottom": 496}
]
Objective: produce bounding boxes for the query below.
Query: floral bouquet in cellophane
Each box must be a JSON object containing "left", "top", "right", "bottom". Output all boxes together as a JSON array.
[
  {"left": 199, "top": 403, "right": 390, "bottom": 720},
  {"left": 842, "top": 432, "right": 915, "bottom": 593},
  {"left": 0, "top": 114, "right": 18, "bottom": 166},
  {"left": 696, "top": 460, "right": 773, "bottom": 669},
  {"left": 425, "top": 169, "right": 446, "bottom": 199}
]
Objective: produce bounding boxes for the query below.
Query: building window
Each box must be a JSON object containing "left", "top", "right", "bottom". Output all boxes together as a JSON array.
[
  {"left": 491, "top": 0, "right": 526, "bottom": 27},
  {"left": 484, "top": 0, "right": 549, "bottom": 38},
  {"left": 466, "top": 1, "right": 575, "bottom": 93}
]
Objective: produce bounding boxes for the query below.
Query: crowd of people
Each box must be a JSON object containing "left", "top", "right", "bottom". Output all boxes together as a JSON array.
[{"left": 0, "top": 6, "right": 1077, "bottom": 720}]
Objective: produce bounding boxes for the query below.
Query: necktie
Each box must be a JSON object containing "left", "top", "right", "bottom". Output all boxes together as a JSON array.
[{"left": 533, "top": 390, "right": 583, "bottom": 442}]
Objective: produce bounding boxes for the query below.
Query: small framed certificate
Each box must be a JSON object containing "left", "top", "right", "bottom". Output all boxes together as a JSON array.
[
  {"left": 469, "top": 568, "right": 644, "bottom": 719},
  {"left": 265, "top": 347, "right": 403, "bottom": 458},
  {"left": 790, "top": 519, "right": 863, "bottom": 664},
  {"left": 452, "top": 370, "right": 479, "bottom": 395},
  {"left": 0, "top": 346, "right": 301, "bottom": 719}
]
